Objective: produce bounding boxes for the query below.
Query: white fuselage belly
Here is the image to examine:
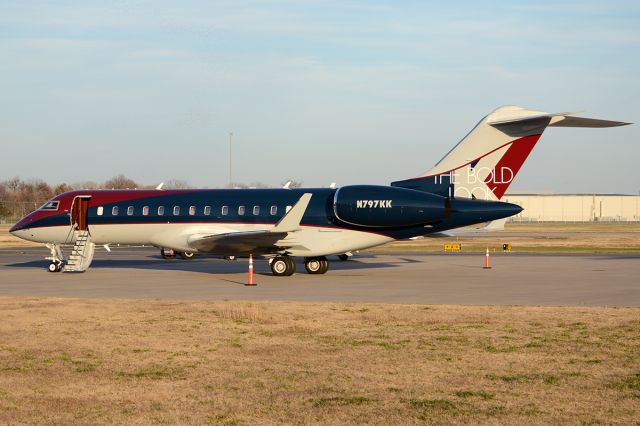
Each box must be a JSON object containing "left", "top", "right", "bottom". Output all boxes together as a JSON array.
[{"left": 16, "top": 224, "right": 393, "bottom": 257}]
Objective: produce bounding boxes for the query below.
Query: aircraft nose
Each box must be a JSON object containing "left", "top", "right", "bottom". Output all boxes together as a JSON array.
[
  {"left": 9, "top": 218, "right": 28, "bottom": 234},
  {"left": 9, "top": 222, "right": 20, "bottom": 234}
]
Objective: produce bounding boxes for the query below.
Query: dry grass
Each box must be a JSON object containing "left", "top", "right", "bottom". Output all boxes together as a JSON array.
[
  {"left": 0, "top": 298, "right": 638, "bottom": 424},
  {"left": 372, "top": 222, "right": 640, "bottom": 253}
]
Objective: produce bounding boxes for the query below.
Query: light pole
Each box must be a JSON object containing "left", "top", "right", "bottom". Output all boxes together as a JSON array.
[{"left": 229, "top": 132, "right": 233, "bottom": 187}]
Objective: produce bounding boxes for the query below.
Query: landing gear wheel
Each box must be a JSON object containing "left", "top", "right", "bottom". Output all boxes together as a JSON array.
[
  {"left": 45, "top": 243, "right": 65, "bottom": 273},
  {"left": 271, "top": 256, "right": 296, "bottom": 276},
  {"left": 48, "top": 261, "right": 62, "bottom": 273},
  {"left": 179, "top": 251, "right": 195, "bottom": 260},
  {"left": 304, "top": 256, "right": 329, "bottom": 274},
  {"left": 161, "top": 248, "right": 175, "bottom": 260},
  {"left": 338, "top": 254, "right": 349, "bottom": 261},
  {"left": 284, "top": 256, "right": 296, "bottom": 274}
]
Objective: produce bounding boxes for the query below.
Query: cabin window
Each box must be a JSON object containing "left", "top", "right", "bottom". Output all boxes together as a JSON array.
[
  {"left": 127, "top": 206, "right": 134, "bottom": 216},
  {"left": 97, "top": 206, "right": 103, "bottom": 216},
  {"left": 204, "top": 206, "right": 211, "bottom": 216},
  {"left": 221, "top": 206, "right": 229, "bottom": 216},
  {"left": 189, "top": 206, "right": 196, "bottom": 216},
  {"left": 112, "top": 206, "right": 119, "bottom": 216},
  {"left": 40, "top": 201, "right": 60, "bottom": 211},
  {"left": 253, "top": 206, "right": 260, "bottom": 216},
  {"left": 142, "top": 206, "right": 149, "bottom": 216},
  {"left": 238, "top": 206, "right": 245, "bottom": 216},
  {"left": 173, "top": 206, "right": 180, "bottom": 216},
  {"left": 158, "top": 206, "right": 165, "bottom": 216},
  {"left": 270, "top": 205, "right": 277, "bottom": 215}
]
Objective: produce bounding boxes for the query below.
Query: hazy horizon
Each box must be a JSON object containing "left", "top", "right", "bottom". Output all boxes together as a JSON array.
[{"left": 1, "top": 1, "right": 638, "bottom": 193}]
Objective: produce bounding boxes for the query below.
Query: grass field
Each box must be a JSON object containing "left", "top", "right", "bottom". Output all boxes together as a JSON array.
[{"left": 0, "top": 298, "right": 638, "bottom": 424}]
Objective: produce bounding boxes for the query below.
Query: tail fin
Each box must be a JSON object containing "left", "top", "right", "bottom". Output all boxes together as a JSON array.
[{"left": 392, "top": 105, "right": 630, "bottom": 200}]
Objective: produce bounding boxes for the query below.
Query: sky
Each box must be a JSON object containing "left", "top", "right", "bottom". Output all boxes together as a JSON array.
[{"left": 1, "top": 0, "right": 639, "bottom": 193}]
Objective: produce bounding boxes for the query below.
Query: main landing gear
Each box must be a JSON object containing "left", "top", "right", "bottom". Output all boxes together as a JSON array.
[
  {"left": 304, "top": 256, "right": 329, "bottom": 274},
  {"left": 269, "top": 256, "right": 330, "bottom": 276},
  {"left": 160, "top": 248, "right": 195, "bottom": 260},
  {"left": 270, "top": 256, "right": 296, "bottom": 276}
]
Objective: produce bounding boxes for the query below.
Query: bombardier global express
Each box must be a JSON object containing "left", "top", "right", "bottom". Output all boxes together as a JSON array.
[{"left": 10, "top": 106, "right": 629, "bottom": 276}]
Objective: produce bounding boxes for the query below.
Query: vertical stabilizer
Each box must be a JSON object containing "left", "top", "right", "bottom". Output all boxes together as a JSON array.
[{"left": 392, "top": 106, "right": 629, "bottom": 200}]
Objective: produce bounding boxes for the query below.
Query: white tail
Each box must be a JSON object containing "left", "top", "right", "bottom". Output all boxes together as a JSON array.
[{"left": 392, "top": 106, "right": 629, "bottom": 200}]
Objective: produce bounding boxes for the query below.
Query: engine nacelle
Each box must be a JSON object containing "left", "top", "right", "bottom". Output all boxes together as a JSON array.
[{"left": 333, "top": 185, "right": 447, "bottom": 227}]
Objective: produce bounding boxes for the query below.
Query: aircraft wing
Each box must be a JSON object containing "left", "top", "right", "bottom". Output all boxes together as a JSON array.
[
  {"left": 187, "top": 193, "right": 312, "bottom": 255},
  {"left": 189, "top": 230, "right": 290, "bottom": 254}
]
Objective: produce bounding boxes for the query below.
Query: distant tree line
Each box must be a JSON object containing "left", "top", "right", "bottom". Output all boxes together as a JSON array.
[
  {"left": 0, "top": 175, "right": 177, "bottom": 221},
  {"left": 0, "top": 175, "right": 304, "bottom": 221}
]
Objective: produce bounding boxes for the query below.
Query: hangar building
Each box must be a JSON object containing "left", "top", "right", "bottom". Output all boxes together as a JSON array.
[{"left": 503, "top": 194, "right": 640, "bottom": 222}]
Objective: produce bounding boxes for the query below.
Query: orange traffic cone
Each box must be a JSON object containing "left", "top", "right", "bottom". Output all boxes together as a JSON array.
[
  {"left": 483, "top": 247, "right": 492, "bottom": 269},
  {"left": 246, "top": 253, "right": 256, "bottom": 286}
]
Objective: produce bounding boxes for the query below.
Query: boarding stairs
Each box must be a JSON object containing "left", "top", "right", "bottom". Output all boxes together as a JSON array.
[{"left": 63, "top": 230, "right": 95, "bottom": 272}]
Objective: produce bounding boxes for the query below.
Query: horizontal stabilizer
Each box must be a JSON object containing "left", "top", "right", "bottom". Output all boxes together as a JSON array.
[
  {"left": 548, "top": 115, "right": 631, "bottom": 128},
  {"left": 488, "top": 112, "right": 631, "bottom": 132}
]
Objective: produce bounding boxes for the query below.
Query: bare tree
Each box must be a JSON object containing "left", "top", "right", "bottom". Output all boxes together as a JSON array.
[
  {"left": 280, "top": 179, "right": 303, "bottom": 188},
  {"left": 103, "top": 174, "right": 138, "bottom": 189},
  {"left": 163, "top": 179, "right": 191, "bottom": 189},
  {"left": 70, "top": 181, "right": 100, "bottom": 190},
  {"left": 248, "top": 181, "right": 271, "bottom": 189},
  {"left": 53, "top": 183, "right": 70, "bottom": 195},
  {"left": 227, "top": 182, "right": 249, "bottom": 189}
]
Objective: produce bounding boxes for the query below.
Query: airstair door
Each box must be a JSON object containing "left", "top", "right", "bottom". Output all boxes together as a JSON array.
[{"left": 71, "top": 196, "right": 91, "bottom": 231}]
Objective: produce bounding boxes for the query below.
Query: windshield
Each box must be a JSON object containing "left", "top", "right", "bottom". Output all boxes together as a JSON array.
[{"left": 39, "top": 200, "right": 60, "bottom": 211}]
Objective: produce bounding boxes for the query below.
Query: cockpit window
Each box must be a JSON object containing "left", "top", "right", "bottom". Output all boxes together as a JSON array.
[{"left": 39, "top": 201, "right": 60, "bottom": 211}]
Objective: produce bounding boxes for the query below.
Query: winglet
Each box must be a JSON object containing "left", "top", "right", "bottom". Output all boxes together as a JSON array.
[{"left": 272, "top": 193, "right": 312, "bottom": 232}]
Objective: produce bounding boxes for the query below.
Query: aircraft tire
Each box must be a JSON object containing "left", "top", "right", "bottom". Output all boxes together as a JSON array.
[
  {"left": 305, "top": 257, "right": 329, "bottom": 274},
  {"left": 271, "top": 256, "right": 295, "bottom": 276},
  {"left": 161, "top": 248, "right": 175, "bottom": 260},
  {"left": 179, "top": 251, "right": 195, "bottom": 260},
  {"left": 284, "top": 256, "right": 296, "bottom": 276},
  {"left": 338, "top": 254, "right": 349, "bottom": 261},
  {"left": 48, "top": 262, "right": 59, "bottom": 273}
]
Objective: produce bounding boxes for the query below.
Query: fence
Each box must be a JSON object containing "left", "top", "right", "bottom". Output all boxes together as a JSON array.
[{"left": 0, "top": 200, "right": 45, "bottom": 223}]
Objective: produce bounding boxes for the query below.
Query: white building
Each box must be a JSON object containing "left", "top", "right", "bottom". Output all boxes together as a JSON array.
[{"left": 503, "top": 194, "right": 640, "bottom": 222}]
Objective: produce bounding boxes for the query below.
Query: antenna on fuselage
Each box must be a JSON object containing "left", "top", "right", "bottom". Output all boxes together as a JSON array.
[
  {"left": 329, "top": 182, "right": 337, "bottom": 189},
  {"left": 282, "top": 181, "right": 292, "bottom": 189},
  {"left": 156, "top": 182, "right": 165, "bottom": 190}
]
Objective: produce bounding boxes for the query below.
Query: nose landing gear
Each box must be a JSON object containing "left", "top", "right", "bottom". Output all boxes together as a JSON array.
[
  {"left": 48, "top": 261, "right": 63, "bottom": 273},
  {"left": 45, "top": 243, "right": 65, "bottom": 273}
]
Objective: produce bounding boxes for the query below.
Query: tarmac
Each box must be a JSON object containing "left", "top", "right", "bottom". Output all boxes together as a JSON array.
[{"left": 0, "top": 247, "right": 638, "bottom": 306}]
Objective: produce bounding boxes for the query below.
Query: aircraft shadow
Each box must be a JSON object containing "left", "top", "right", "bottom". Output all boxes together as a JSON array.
[{"left": 4, "top": 254, "right": 411, "bottom": 275}]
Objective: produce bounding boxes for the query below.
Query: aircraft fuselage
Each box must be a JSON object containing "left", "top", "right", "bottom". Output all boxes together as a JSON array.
[{"left": 10, "top": 186, "right": 521, "bottom": 257}]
